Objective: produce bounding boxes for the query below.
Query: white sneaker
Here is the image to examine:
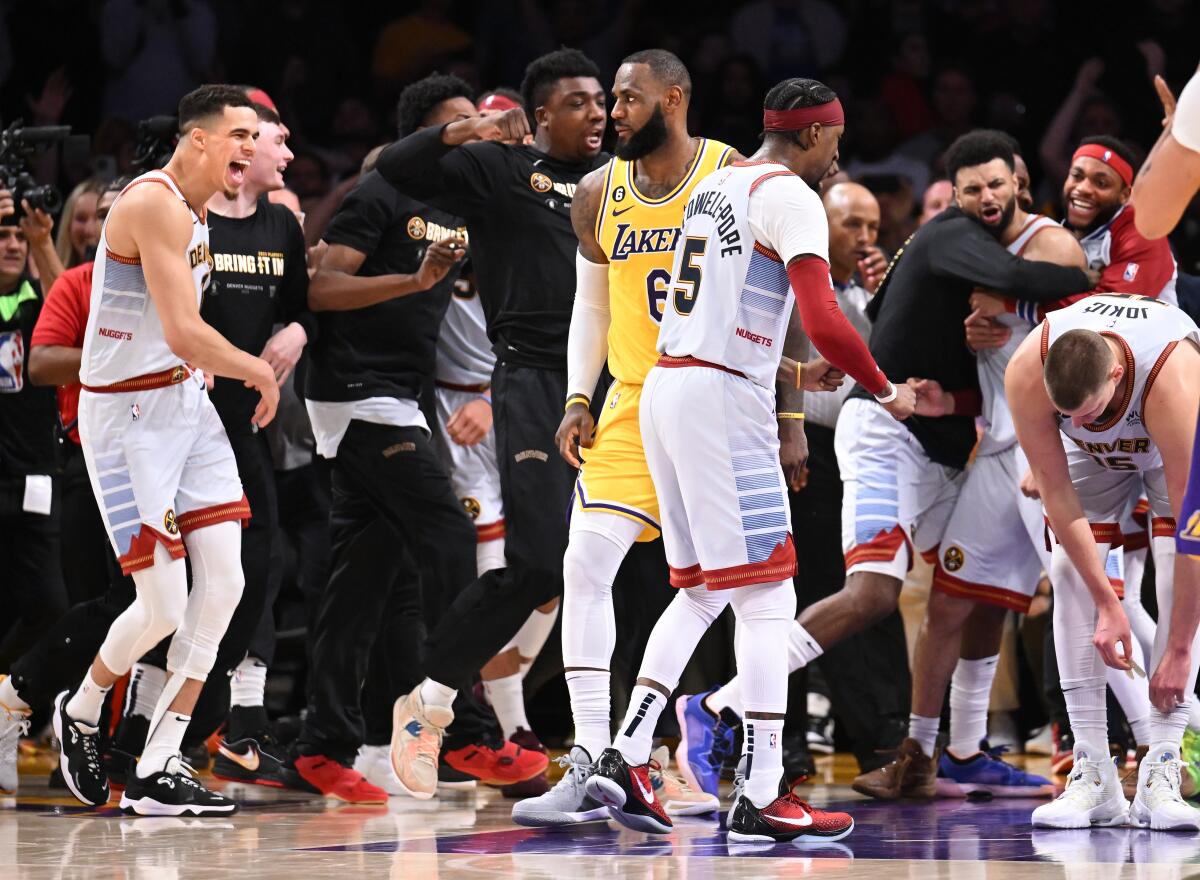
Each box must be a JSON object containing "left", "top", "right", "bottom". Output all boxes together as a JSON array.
[
  {"left": 0, "top": 696, "right": 31, "bottom": 794},
  {"left": 1128, "top": 750, "right": 1200, "bottom": 831},
  {"left": 353, "top": 745, "right": 406, "bottom": 797},
  {"left": 1031, "top": 749, "right": 1128, "bottom": 829}
]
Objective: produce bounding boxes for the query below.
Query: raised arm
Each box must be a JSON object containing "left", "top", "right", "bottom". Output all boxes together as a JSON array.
[
  {"left": 555, "top": 166, "right": 610, "bottom": 467},
  {"left": 1006, "top": 333, "right": 1131, "bottom": 669},
  {"left": 1133, "top": 72, "right": 1200, "bottom": 239},
  {"left": 108, "top": 187, "right": 278, "bottom": 427}
]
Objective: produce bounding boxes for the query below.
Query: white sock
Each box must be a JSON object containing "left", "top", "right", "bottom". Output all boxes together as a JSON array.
[
  {"left": 566, "top": 670, "right": 610, "bottom": 761},
  {"left": 948, "top": 655, "right": 998, "bottom": 756},
  {"left": 1129, "top": 716, "right": 1153, "bottom": 747},
  {"left": 706, "top": 679, "right": 744, "bottom": 718},
  {"left": 908, "top": 713, "right": 940, "bottom": 758},
  {"left": 1063, "top": 682, "right": 1108, "bottom": 758},
  {"left": 476, "top": 537, "right": 505, "bottom": 576},
  {"left": 66, "top": 669, "right": 112, "bottom": 726},
  {"left": 419, "top": 678, "right": 458, "bottom": 710},
  {"left": 1150, "top": 708, "right": 1188, "bottom": 760},
  {"left": 1187, "top": 696, "right": 1200, "bottom": 733},
  {"left": 136, "top": 711, "right": 190, "bottom": 777},
  {"left": 743, "top": 718, "right": 785, "bottom": 807},
  {"left": 125, "top": 662, "right": 167, "bottom": 720},
  {"left": 515, "top": 605, "right": 559, "bottom": 677},
  {"left": 230, "top": 656, "right": 267, "bottom": 708},
  {"left": 0, "top": 676, "right": 30, "bottom": 712},
  {"left": 786, "top": 621, "right": 824, "bottom": 672},
  {"left": 613, "top": 686, "right": 667, "bottom": 766},
  {"left": 482, "top": 673, "right": 528, "bottom": 739}
]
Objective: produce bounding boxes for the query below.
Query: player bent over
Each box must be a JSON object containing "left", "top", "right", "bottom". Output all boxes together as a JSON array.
[
  {"left": 1008, "top": 295, "right": 1200, "bottom": 830},
  {"left": 55, "top": 85, "right": 279, "bottom": 816}
]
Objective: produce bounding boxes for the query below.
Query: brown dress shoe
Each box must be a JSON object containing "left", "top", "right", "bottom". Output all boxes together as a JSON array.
[
  {"left": 851, "top": 737, "right": 938, "bottom": 800},
  {"left": 1121, "top": 745, "right": 1148, "bottom": 801}
]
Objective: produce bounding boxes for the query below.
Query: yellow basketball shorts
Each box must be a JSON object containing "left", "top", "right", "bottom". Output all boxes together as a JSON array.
[{"left": 575, "top": 380, "right": 660, "bottom": 541}]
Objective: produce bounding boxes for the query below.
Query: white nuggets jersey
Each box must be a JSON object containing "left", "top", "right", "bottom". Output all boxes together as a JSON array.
[
  {"left": 976, "top": 215, "right": 1060, "bottom": 456},
  {"left": 1042, "top": 293, "right": 1199, "bottom": 471},
  {"left": 436, "top": 282, "right": 494, "bottom": 386},
  {"left": 657, "top": 162, "right": 827, "bottom": 389},
  {"left": 81, "top": 170, "right": 212, "bottom": 386}
]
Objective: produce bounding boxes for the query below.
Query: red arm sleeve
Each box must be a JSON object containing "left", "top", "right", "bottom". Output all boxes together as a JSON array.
[{"left": 788, "top": 256, "right": 889, "bottom": 396}]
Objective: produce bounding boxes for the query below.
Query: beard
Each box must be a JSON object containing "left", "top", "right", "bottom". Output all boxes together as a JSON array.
[
  {"left": 615, "top": 106, "right": 669, "bottom": 160},
  {"left": 1063, "top": 197, "right": 1119, "bottom": 236},
  {"left": 979, "top": 196, "right": 1017, "bottom": 239}
]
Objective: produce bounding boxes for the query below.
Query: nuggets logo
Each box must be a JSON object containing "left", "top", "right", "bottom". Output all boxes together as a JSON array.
[
  {"left": 170, "top": 365, "right": 187, "bottom": 383},
  {"left": 530, "top": 172, "right": 553, "bottom": 193},
  {"left": 613, "top": 185, "right": 626, "bottom": 202},
  {"left": 461, "top": 496, "right": 482, "bottom": 520},
  {"left": 943, "top": 546, "right": 965, "bottom": 572},
  {"left": 407, "top": 216, "right": 427, "bottom": 240},
  {"left": 164, "top": 509, "right": 179, "bottom": 536}
]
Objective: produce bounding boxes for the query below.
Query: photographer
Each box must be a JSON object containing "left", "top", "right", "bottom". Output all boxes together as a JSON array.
[{"left": 0, "top": 190, "right": 67, "bottom": 672}]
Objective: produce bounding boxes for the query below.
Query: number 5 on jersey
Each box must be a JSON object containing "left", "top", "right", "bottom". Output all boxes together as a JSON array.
[{"left": 673, "top": 236, "right": 707, "bottom": 316}]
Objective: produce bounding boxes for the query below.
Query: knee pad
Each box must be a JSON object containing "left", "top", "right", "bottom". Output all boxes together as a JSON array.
[
  {"left": 168, "top": 522, "right": 246, "bottom": 680},
  {"left": 729, "top": 579, "right": 797, "bottom": 622},
  {"left": 680, "top": 584, "right": 731, "bottom": 627},
  {"left": 99, "top": 552, "right": 188, "bottom": 675}
]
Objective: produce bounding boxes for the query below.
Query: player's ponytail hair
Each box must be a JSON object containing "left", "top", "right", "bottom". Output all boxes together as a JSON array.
[
  {"left": 762, "top": 78, "right": 838, "bottom": 147},
  {"left": 1043, "top": 329, "right": 1115, "bottom": 412}
]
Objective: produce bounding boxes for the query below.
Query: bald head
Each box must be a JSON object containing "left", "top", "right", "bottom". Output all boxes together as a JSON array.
[{"left": 824, "top": 182, "right": 881, "bottom": 282}]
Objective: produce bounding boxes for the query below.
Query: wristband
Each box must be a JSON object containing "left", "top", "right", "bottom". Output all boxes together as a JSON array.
[
  {"left": 778, "top": 412, "right": 805, "bottom": 420},
  {"left": 565, "top": 393, "right": 590, "bottom": 412},
  {"left": 874, "top": 381, "right": 898, "bottom": 404},
  {"left": 794, "top": 361, "right": 804, "bottom": 389}
]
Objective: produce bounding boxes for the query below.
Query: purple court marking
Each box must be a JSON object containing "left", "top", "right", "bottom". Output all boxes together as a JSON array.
[{"left": 298, "top": 800, "right": 1200, "bottom": 864}]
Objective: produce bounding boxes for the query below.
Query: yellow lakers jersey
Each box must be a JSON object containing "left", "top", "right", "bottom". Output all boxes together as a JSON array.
[{"left": 595, "top": 138, "right": 733, "bottom": 385}]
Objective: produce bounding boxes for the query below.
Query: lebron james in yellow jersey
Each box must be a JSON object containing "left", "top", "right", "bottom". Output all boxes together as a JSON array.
[{"left": 511, "top": 52, "right": 734, "bottom": 828}]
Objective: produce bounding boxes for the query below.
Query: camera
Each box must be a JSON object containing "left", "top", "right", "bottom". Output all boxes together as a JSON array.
[
  {"left": 0, "top": 120, "right": 70, "bottom": 215},
  {"left": 133, "top": 115, "right": 179, "bottom": 172}
]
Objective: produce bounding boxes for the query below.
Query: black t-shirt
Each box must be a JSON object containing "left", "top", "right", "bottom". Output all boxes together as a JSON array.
[
  {"left": 203, "top": 198, "right": 313, "bottom": 432},
  {"left": 851, "top": 207, "right": 1093, "bottom": 468},
  {"left": 305, "top": 170, "right": 466, "bottom": 403},
  {"left": 0, "top": 277, "right": 57, "bottom": 475},
  {"left": 377, "top": 126, "right": 607, "bottom": 369}
]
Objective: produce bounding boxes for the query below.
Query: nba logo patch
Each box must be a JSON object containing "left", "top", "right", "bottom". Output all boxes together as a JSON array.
[
  {"left": 130, "top": 404, "right": 141, "bottom": 421},
  {"left": 0, "top": 330, "right": 24, "bottom": 393},
  {"left": 1124, "top": 262, "right": 1139, "bottom": 282},
  {"left": 769, "top": 733, "right": 778, "bottom": 749}
]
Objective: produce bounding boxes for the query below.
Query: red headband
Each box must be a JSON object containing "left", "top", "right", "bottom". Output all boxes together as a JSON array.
[
  {"left": 246, "top": 88, "right": 277, "bottom": 112},
  {"left": 478, "top": 94, "right": 521, "bottom": 113},
  {"left": 763, "top": 98, "right": 845, "bottom": 132},
  {"left": 1072, "top": 144, "right": 1133, "bottom": 187}
]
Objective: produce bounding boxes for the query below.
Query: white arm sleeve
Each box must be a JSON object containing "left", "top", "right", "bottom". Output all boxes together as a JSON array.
[
  {"left": 1172, "top": 71, "right": 1200, "bottom": 155},
  {"left": 566, "top": 251, "right": 611, "bottom": 401},
  {"left": 747, "top": 174, "right": 829, "bottom": 265}
]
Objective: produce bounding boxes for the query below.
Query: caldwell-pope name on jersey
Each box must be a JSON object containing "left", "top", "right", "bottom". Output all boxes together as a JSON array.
[
  {"left": 609, "top": 223, "right": 681, "bottom": 261},
  {"left": 683, "top": 189, "right": 743, "bottom": 256}
]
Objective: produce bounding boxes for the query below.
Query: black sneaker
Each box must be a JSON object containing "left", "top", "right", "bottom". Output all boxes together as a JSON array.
[
  {"left": 583, "top": 747, "right": 673, "bottom": 834},
  {"left": 53, "top": 690, "right": 109, "bottom": 807},
  {"left": 438, "top": 757, "right": 478, "bottom": 790},
  {"left": 213, "top": 732, "right": 316, "bottom": 792},
  {"left": 120, "top": 756, "right": 238, "bottom": 816},
  {"left": 727, "top": 788, "right": 854, "bottom": 843},
  {"left": 105, "top": 748, "right": 137, "bottom": 789},
  {"left": 782, "top": 732, "right": 816, "bottom": 783}
]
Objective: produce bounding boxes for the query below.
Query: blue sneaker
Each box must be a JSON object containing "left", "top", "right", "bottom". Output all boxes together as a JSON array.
[
  {"left": 936, "top": 746, "right": 1055, "bottom": 798},
  {"left": 673, "top": 691, "right": 739, "bottom": 798}
]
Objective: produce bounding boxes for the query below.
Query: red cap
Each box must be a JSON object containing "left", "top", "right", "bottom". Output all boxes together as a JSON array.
[{"left": 478, "top": 93, "right": 521, "bottom": 113}]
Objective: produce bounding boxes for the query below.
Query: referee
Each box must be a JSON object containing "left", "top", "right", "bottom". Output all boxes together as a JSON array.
[{"left": 375, "top": 48, "right": 609, "bottom": 797}]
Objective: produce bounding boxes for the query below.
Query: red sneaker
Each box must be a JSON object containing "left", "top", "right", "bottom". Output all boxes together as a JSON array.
[
  {"left": 1050, "top": 723, "right": 1074, "bottom": 776},
  {"left": 728, "top": 787, "right": 854, "bottom": 843},
  {"left": 500, "top": 729, "right": 549, "bottom": 798},
  {"left": 443, "top": 739, "right": 549, "bottom": 786},
  {"left": 294, "top": 754, "right": 388, "bottom": 804},
  {"left": 583, "top": 747, "right": 673, "bottom": 834}
]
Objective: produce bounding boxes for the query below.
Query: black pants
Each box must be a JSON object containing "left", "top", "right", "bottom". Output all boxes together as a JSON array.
[
  {"left": 294, "top": 420, "right": 479, "bottom": 764},
  {"left": 423, "top": 361, "right": 575, "bottom": 689},
  {"left": 9, "top": 446, "right": 133, "bottom": 710},
  {"left": 788, "top": 423, "right": 912, "bottom": 764},
  {"left": 0, "top": 471, "right": 69, "bottom": 671},
  {"left": 138, "top": 428, "right": 279, "bottom": 745}
]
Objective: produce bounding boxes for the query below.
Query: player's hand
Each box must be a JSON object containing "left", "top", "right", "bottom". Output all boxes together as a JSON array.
[
  {"left": 1150, "top": 648, "right": 1193, "bottom": 714},
  {"left": 857, "top": 246, "right": 888, "bottom": 293},
  {"left": 880, "top": 381, "right": 916, "bottom": 420},
  {"left": 1153, "top": 74, "right": 1177, "bottom": 126},
  {"left": 260, "top": 321, "right": 307, "bottom": 385},
  {"left": 1019, "top": 468, "right": 1040, "bottom": 499},
  {"left": 555, "top": 401, "right": 594, "bottom": 468},
  {"left": 907, "top": 378, "right": 950, "bottom": 417},
  {"left": 1094, "top": 602, "right": 1133, "bottom": 672},
  {"left": 965, "top": 309, "right": 1012, "bottom": 351},
  {"left": 0, "top": 189, "right": 13, "bottom": 223},
  {"left": 18, "top": 200, "right": 53, "bottom": 244},
  {"left": 307, "top": 240, "right": 328, "bottom": 278},
  {"left": 1084, "top": 267, "right": 1101, "bottom": 287},
  {"left": 800, "top": 357, "right": 845, "bottom": 392},
  {"left": 968, "top": 291, "right": 1006, "bottom": 318},
  {"left": 244, "top": 358, "right": 280, "bottom": 429},
  {"left": 414, "top": 237, "right": 466, "bottom": 290},
  {"left": 446, "top": 108, "right": 530, "bottom": 146},
  {"left": 446, "top": 396, "right": 492, "bottom": 446},
  {"left": 778, "top": 417, "right": 808, "bottom": 491},
  {"left": 1074, "top": 57, "right": 1104, "bottom": 93}
]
